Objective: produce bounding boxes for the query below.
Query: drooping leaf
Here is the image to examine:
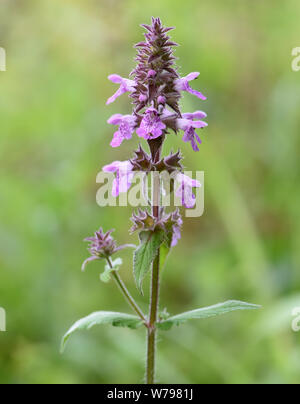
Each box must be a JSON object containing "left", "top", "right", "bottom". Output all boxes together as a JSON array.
[
  {"left": 61, "top": 311, "right": 143, "bottom": 352},
  {"left": 100, "top": 258, "right": 122, "bottom": 283},
  {"left": 157, "top": 300, "right": 261, "bottom": 330},
  {"left": 133, "top": 229, "right": 165, "bottom": 294}
]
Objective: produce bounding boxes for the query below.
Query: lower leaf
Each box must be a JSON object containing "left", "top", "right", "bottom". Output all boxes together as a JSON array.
[
  {"left": 157, "top": 300, "right": 261, "bottom": 330},
  {"left": 61, "top": 311, "right": 143, "bottom": 352}
]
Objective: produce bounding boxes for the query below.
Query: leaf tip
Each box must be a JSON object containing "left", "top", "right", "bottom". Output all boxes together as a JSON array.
[{"left": 229, "top": 300, "right": 262, "bottom": 310}]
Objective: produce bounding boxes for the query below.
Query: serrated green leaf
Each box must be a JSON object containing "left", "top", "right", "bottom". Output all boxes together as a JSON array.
[
  {"left": 157, "top": 300, "right": 261, "bottom": 330},
  {"left": 133, "top": 230, "right": 165, "bottom": 294},
  {"left": 100, "top": 258, "right": 122, "bottom": 283},
  {"left": 61, "top": 311, "right": 143, "bottom": 352}
]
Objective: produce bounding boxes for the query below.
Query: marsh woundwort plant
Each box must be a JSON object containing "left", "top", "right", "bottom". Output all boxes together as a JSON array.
[{"left": 62, "top": 18, "right": 260, "bottom": 384}]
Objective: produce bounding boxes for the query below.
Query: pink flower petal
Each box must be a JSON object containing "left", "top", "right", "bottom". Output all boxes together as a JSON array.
[
  {"left": 107, "top": 114, "right": 123, "bottom": 125},
  {"left": 192, "top": 121, "right": 208, "bottom": 129},
  {"left": 106, "top": 87, "right": 126, "bottom": 105},
  {"left": 108, "top": 74, "right": 123, "bottom": 84},
  {"left": 183, "top": 111, "right": 207, "bottom": 120},
  {"left": 110, "top": 131, "right": 124, "bottom": 148},
  {"left": 185, "top": 72, "right": 200, "bottom": 81}
]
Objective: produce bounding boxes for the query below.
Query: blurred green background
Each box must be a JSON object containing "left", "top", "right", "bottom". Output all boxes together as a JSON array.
[{"left": 1, "top": 0, "right": 300, "bottom": 384}]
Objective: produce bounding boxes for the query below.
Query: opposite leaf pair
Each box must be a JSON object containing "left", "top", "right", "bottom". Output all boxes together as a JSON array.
[{"left": 61, "top": 300, "right": 261, "bottom": 352}]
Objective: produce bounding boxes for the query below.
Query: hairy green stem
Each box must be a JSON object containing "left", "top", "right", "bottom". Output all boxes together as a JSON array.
[
  {"left": 146, "top": 168, "right": 161, "bottom": 384},
  {"left": 146, "top": 251, "right": 160, "bottom": 384},
  {"left": 107, "top": 258, "right": 146, "bottom": 324}
]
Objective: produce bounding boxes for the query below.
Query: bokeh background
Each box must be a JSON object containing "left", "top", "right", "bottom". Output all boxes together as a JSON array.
[{"left": 1, "top": 0, "right": 300, "bottom": 384}]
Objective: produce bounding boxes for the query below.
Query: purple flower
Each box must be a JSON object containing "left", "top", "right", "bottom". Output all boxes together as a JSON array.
[
  {"left": 147, "top": 70, "right": 157, "bottom": 78},
  {"left": 107, "top": 114, "right": 137, "bottom": 147},
  {"left": 175, "top": 173, "right": 201, "bottom": 209},
  {"left": 172, "top": 224, "right": 182, "bottom": 247},
  {"left": 182, "top": 111, "right": 207, "bottom": 121},
  {"left": 103, "top": 160, "right": 135, "bottom": 197},
  {"left": 175, "top": 72, "right": 206, "bottom": 100},
  {"left": 82, "top": 228, "right": 135, "bottom": 271},
  {"left": 136, "top": 107, "right": 166, "bottom": 140},
  {"left": 177, "top": 112, "right": 208, "bottom": 152},
  {"left": 157, "top": 95, "right": 166, "bottom": 105},
  {"left": 170, "top": 210, "right": 183, "bottom": 247},
  {"left": 106, "top": 74, "right": 136, "bottom": 105},
  {"left": 139, "top": 94, "right": 147, "bottom": 103},
  {"left": 82, "top": 229, "right": 116, "bottom": 271}
]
